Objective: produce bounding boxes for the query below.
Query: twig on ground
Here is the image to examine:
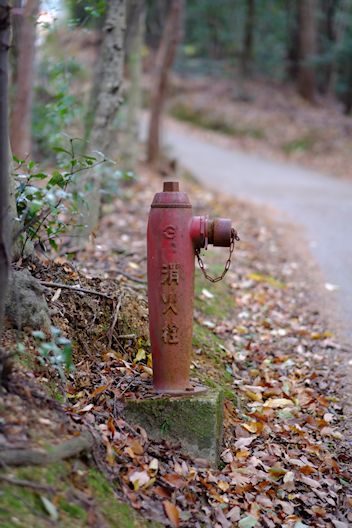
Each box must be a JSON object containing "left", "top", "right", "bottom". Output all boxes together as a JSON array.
[
  {"left": 107, "top": 293, "right": 124, "bottom": 349},
  {"left": 58, "top": 245, "right": 83, "bottom": 257},
  {"left": 40, "top": 281, "right": 113, "bottom": 300},
  {"left": 0, "top": 431, "right": 94, "bottom": 467},
  {"left": 117, "top": 334, "right": 137, "bottom": 339},
  {"left": 115, "top": 269, "right": 147, "bottom": 284},
  {"left": 0, "top": 475, "right": 56, "bottom": 493}
]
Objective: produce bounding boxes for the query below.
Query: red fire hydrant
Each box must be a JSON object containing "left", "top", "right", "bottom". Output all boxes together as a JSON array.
[{"left": 147, "top": 181, "right": 239, "bottom": 394}]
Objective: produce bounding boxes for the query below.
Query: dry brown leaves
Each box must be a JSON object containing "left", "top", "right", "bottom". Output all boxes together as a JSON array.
[
  {"left": 53, "top": 172, "right": 351, "bottom": 527},
  {"left": 2, "top": 170, "right": 351, "bottom": 527}
]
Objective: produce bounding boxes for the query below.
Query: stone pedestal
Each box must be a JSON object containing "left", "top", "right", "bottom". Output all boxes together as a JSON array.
[{"left": 123, "top": 389, "right": 223, "bottom": 467}]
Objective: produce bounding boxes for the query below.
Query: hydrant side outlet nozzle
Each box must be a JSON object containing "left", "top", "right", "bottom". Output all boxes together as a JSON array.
[{"left": 147, "top": 182, "right": 235, "bottom": 394}]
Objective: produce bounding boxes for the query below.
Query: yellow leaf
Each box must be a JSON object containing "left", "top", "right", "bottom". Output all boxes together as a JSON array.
[
  {"left": 311, "top": 331, "right": 333, "bottom": 340},
  {"left": 163, "top": 500, "right": 180, "bottom": 527},
  {"left": 217, "top": 480, "right": 230, "bottom": 492},
  {"left": 245, "top": 391, "right": 262, "bottom": 402},
  {"left": 134, "top": 348, "right": 146, "bottom": 363},
  {"left": 130, "top": 439, "right": 144, "bottom": 455},
  {"left": 243, "top": 422, "right": 261, "bottom": 433},
  {"left": 236, "top": 450, "right": 250, "bottom": 459},
  {"left": 263, "top": 398, "right": 294, "bottom": 408},
  {"left": 91, "top": 385, "right": 109, "bottom": 398}
]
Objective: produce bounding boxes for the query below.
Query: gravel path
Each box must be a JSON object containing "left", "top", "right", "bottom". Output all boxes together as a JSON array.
[{"left": 162, "top": 120, "right": 352, "bottom": 340}]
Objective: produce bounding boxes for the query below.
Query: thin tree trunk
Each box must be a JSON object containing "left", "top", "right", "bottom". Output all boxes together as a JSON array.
[
  {"left": 82, "top": 0, "right": 126, "bottom": 238},
  {"left": 147, "top": 0, "right": 183, "bottom": 164},
  {"left": 286, "top": 0, "right": 299, "bottom": 81},
  {"left": 0, "top": 1, "right": 10, "bottom": 333},
  {"left": 120, "top": 0, "right": 145, "bottom": 171},
  {"left": 319, "top": 0, "right": 338, "bottom": 94},
  {"left": 10, "top": 0, "right": 39, "bottom": 159},
  {"left": 241, "top": 0, "right": 255, "bottom": 76},
  {"left": 297, "top": 0, "right": 317, "bottom": 102}
]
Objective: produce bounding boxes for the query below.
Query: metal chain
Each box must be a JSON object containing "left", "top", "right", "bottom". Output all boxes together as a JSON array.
[{"left": 195, "top": 228, "right": 240, "bottom": 283}]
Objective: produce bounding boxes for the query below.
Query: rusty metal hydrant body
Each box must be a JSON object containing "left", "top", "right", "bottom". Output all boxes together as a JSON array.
[{"left": 147, "top": 181, "right": 235, "bottom": 394}]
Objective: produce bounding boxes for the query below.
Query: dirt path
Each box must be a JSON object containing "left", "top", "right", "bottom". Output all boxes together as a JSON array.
[{"left": 160, "top": 118, "right": 352, "bottom": 340}]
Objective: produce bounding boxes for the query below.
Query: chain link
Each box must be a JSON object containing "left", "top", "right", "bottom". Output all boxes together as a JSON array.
[{"left": 195, "top": 228, "right": 240, "bottom": 283}]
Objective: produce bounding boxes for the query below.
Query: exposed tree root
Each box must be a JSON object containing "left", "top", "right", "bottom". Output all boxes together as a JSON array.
[{"left": 0, "top": 431, "right": 94, "bottom": 467}]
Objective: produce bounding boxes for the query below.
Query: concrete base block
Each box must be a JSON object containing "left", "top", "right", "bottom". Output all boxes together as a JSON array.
[{"left": 123, "top": 389, "right": 224, "bottom": 467}]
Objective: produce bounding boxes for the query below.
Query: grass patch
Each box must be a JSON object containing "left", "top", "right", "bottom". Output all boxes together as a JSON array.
[
  {"left": 169, "top": 102, "right": 265, "bottom": 139},
  {"left": 88, "top": 469, "right": 162, "bottom": 528},
  {"left": 0, "top": 462, "right": 161, "bottom": 528},
  {"left": 195, "top": 260, "right": 236, "bottom": 319},
  {"left": 282, "top": 133, "right": 317, "bottom": 154}
]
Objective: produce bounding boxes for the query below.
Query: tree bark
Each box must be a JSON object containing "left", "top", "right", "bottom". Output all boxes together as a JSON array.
[
  {"left": 286, "top": 0, "right": 299, "bottom": 81},
  {"left": 82, "top": 0, "right": 126, "bottom": 238},
  {"left": 318, "top": 0, "right": 338, "bottom": 94},
  {"left": 146, "top": 0, "right": 183, "bottom": 165},
  {"left": 297, "top": 0, "right": 317, "bottom": 102},
  {"left": 241, "top": 0, "right": 255, "bottom": 77},
  {"left": 0, "top": 1, "right": 10, "bottom": 335},
  {"left": 10, "top": 0, "right": 40, "bottom": 159},
  {"left": 120, "top": 0, "right": 145, "bottom": 171}
]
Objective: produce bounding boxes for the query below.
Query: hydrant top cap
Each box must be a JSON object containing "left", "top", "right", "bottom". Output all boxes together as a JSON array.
[{"left": 163, "top": 181, "right": 179, "bottom": 192}]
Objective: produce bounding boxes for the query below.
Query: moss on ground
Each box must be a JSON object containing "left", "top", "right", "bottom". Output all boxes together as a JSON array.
[
  {"left": 282, "top": 133, "right": 318, "bottom": 154},
  {"left": 0, "top": 462, "right": 161, "bottom": 528},
  {"left": 169, "top": 102, "right": 265, "bottom": 139},
  {"left": 191, "top": 262, "right": 238, "bottom": 404}
]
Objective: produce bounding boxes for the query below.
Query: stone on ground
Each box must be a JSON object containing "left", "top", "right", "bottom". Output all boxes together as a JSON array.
[{"left": 123, "top": 389, "right": 223, "bottom": 467}]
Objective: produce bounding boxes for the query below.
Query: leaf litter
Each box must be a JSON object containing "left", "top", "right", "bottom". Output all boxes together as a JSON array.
[{"left": 1, "top": 166, "right": 351, "bottom": 527}]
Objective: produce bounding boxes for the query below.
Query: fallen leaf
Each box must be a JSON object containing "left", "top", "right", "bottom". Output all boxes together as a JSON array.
[
  {"left": 163, "top": 500, "right": 180, "bottom": 527},
  {"left": 134, "top": 348, "right": 146, "bottom": 363},
  {"left": 238, "top": 514, "right": 258, "bottom": 528},
  {"left": 149, "top": 458, "right": 159, "bottom": 475},
  {"left": 163, "top": 473, "right": 185, "bottom": 489},
  {"left": 40, "top": 496, "right": 59, "bottom": 521},
  {"left": 242, "top": 421, "right": 264, "bottom": 433},
  {"left": 217, "top": 480, "right": 230, "bottom": 492},
  {"left": 201, "top": 288, "right": 214, "bottom": 299},
  {"left": 234, "top": 436, "right": 255, "bottom": 449},
  {"left": 129, "top": 470, "right": 150, "bottom": 490},
  {"left": 130, "top": 439, "right": 144, "bottom": 455},
  {"left": 79, "top": 403, "right": 94, "bottom": 413},
  {"left": 263, "top": 398, "right": 294, "bottom": 408}
]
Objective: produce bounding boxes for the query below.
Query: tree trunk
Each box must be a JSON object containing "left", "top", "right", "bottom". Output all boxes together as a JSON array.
[
  {"left": 10, "top": 0, "right": 40, "bottom": 159},
  {"left": 241, "top": 0, "right": 255, "bottom": 76},
  {"left": 147, "top": 0, "right": 183, "bottom": 165},
  {"left": 286, "top": 0, "right": 299, "bottom": 81},
  {"left": 0, "top": 1, "right": 10, "bottom": 333},
  {"left": 297, "top": 0, "right": 317, "bottom": 102},
  {"left": 119, "top": 0, "right": 145, "bottom": 171},
  {"left": 82, "top": 0, "right": 126, "bottom": 238}
]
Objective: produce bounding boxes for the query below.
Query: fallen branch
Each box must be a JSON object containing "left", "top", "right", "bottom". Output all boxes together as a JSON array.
[
  {"left": 0, "top": 431, "right": 94, "bottom": 467},
  {"left": 107, "top": 293, "right": 124, "bottom": 348},
  {"left": 0, "top": 474, "right": 56, "bottom": 493},
  {"left": 40, "top": 281, "right": 113, "bottom": 300},
  {"left": 115, "top": 269, "right": 147, "bottom": 284}
]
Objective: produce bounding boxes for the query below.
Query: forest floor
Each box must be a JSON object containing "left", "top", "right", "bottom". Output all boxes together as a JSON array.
[
  {"left": 1, "top": 166, "right": 352, "bottom": 527},
  {"left": 165, "top": 75, "right": 352, "bottom": 181}
]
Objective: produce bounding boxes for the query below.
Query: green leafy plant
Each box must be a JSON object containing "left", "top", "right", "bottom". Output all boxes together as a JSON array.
[
  {"left": 32, "top": 326, "right": 73, "bottom": 382},
  {"left": 33, "top": 57, "right": 83, "bottom": 159},
  {"left": 13, "top": 139, "right": 107, "bottom": 254}
]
